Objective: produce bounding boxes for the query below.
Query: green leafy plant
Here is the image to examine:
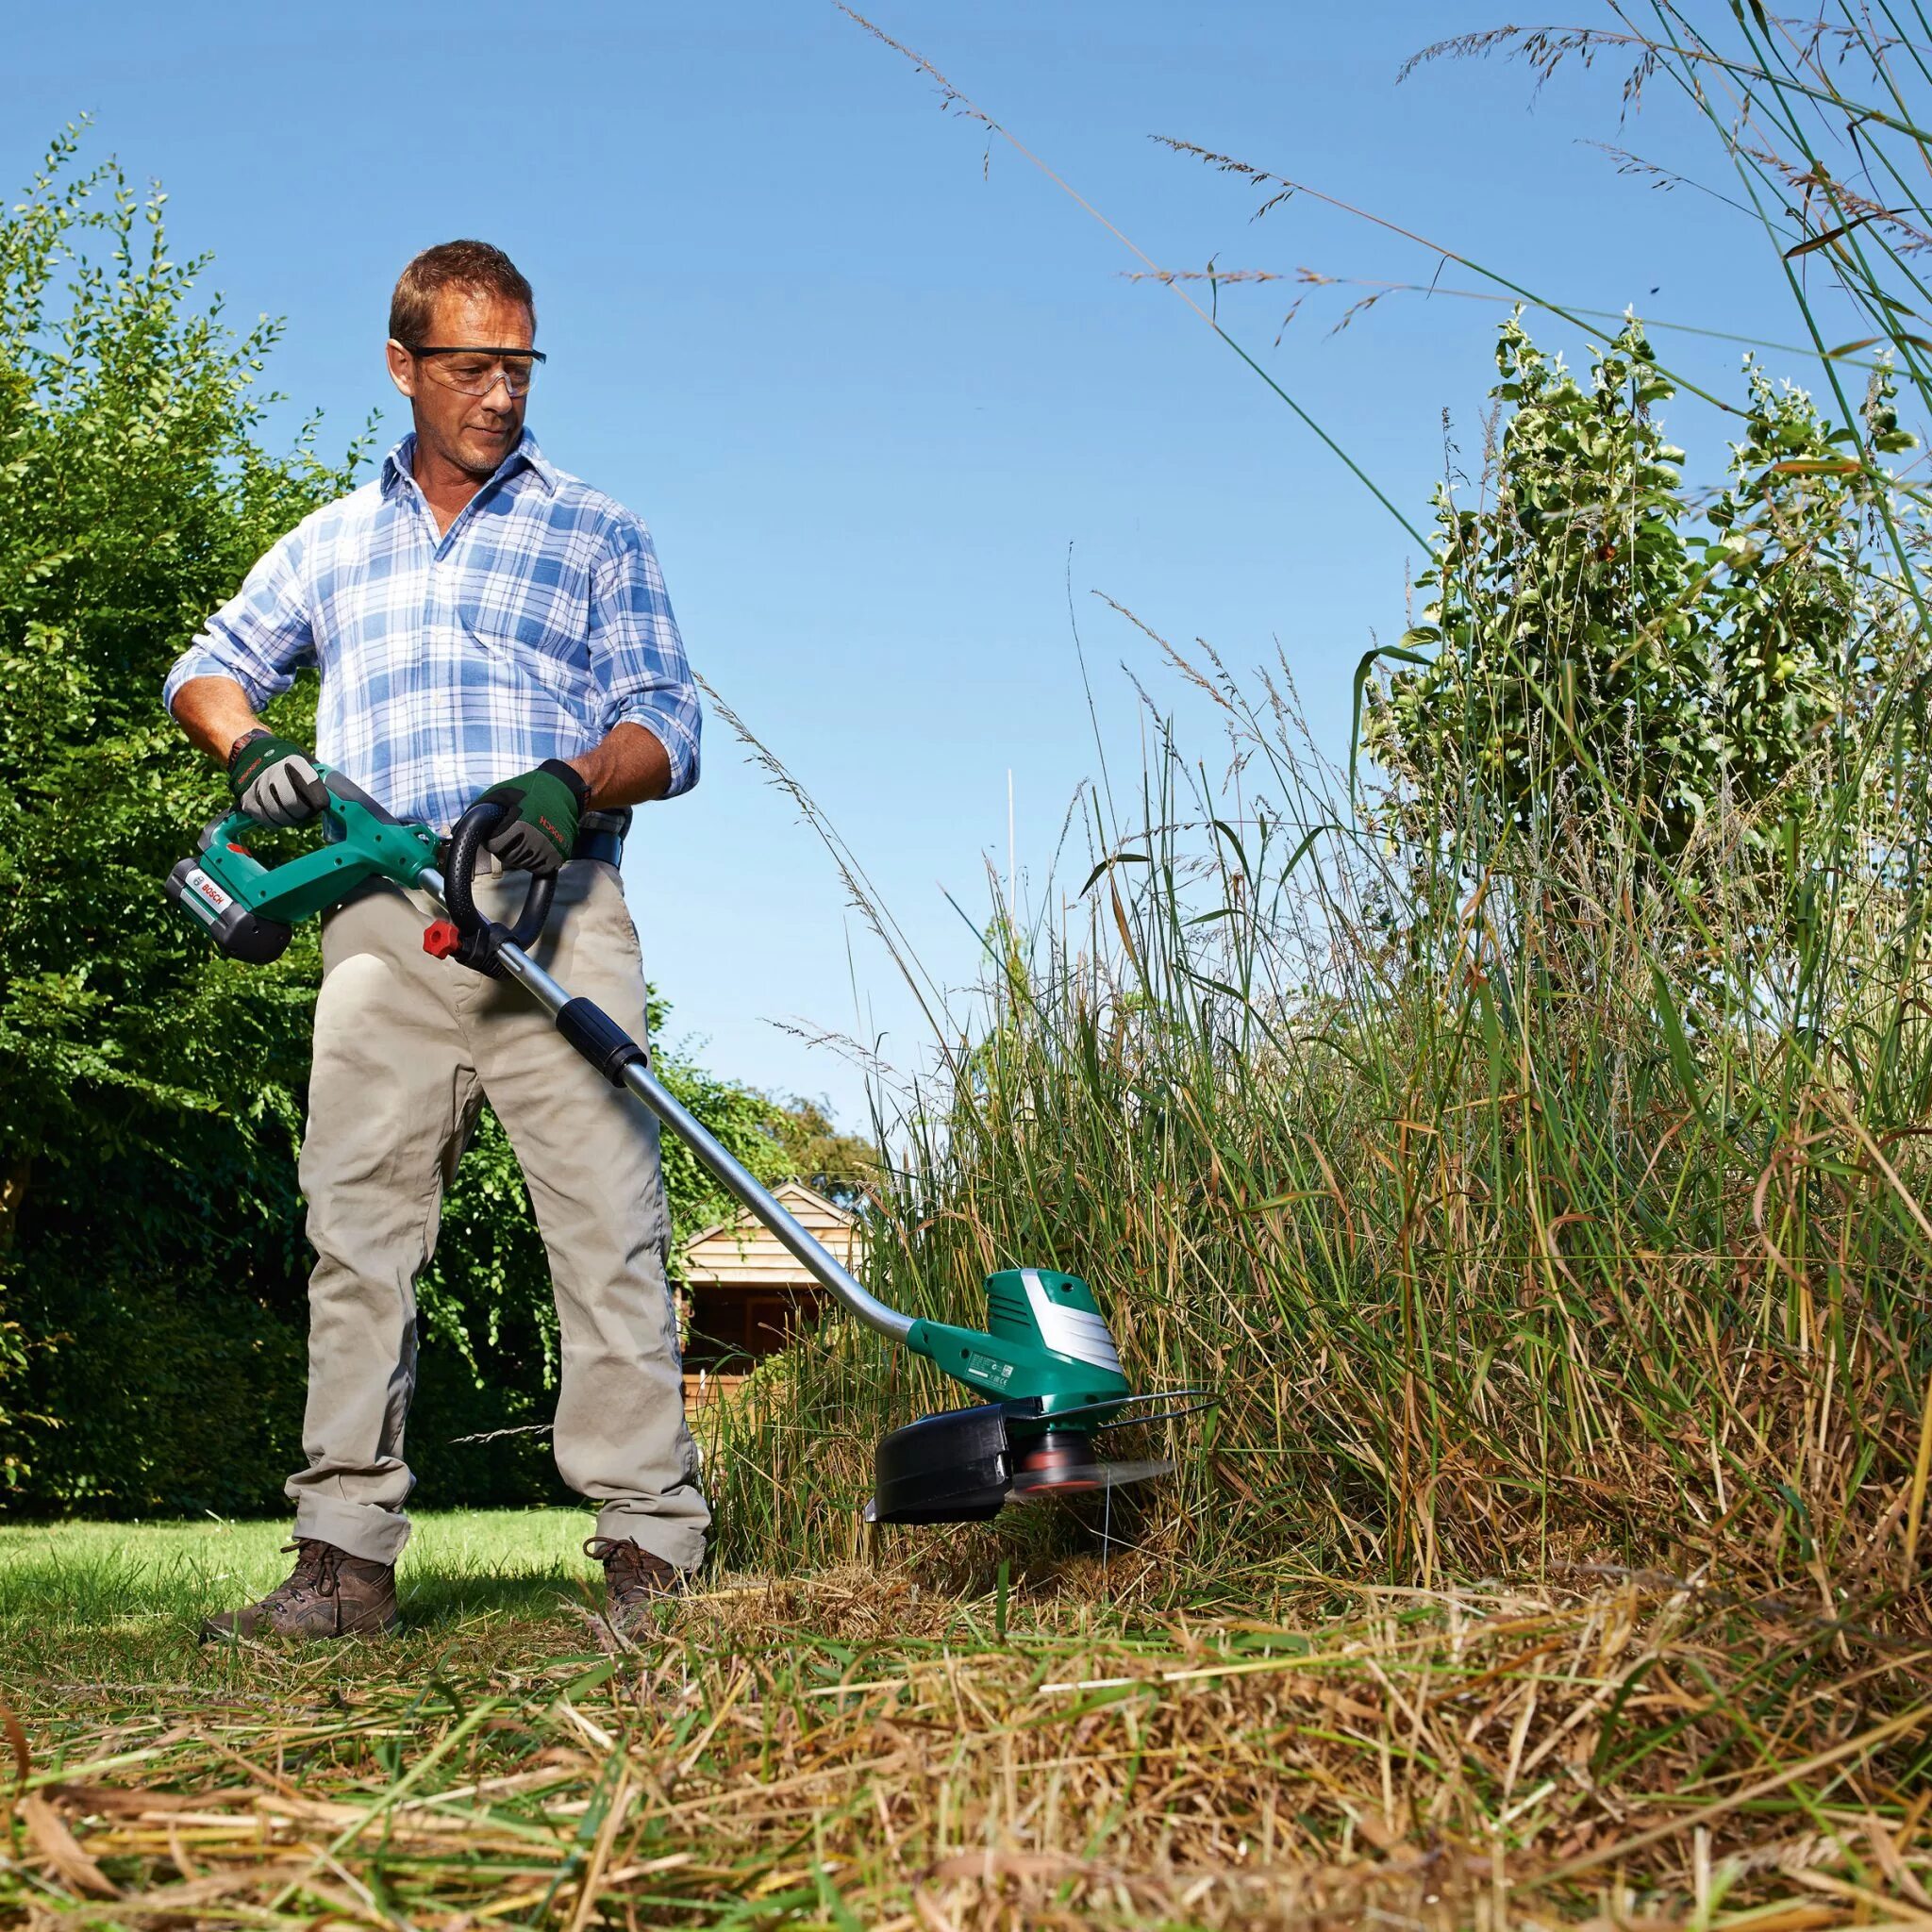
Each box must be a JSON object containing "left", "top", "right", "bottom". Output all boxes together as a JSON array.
[
  {"left": 0, "top": 131, "right": 875, "bottom": 1514},
  {"left": 1365, "top": 316, "right": 1911, "bottom": 866},
  {"left": 0, "top": 129, "right": 360, "bottom": 1503}
]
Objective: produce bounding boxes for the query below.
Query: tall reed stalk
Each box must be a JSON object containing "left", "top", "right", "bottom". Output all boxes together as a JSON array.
[{"left": 701, "top": 13, "right": 1932, "bottom": 1649}]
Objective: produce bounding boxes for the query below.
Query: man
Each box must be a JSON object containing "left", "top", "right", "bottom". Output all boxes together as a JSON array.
[{"left": 166, "top": 240, "right": 707, "bottom": 1639}]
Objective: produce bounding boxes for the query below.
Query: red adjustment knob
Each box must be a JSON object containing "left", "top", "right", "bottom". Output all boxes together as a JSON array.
[{"left": 422, "top": 919, "right": 462, "bottom": 960}]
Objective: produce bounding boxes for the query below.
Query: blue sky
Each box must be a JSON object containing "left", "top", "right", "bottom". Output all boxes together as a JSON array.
[{"left": 5, "top": 4, "right": 1858, "bottom": 1127}]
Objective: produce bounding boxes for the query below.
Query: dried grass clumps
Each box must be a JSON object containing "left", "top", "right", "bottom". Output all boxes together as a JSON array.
[{"left": 4, "top": 1572, "right": 1927, "bottom": 1928}]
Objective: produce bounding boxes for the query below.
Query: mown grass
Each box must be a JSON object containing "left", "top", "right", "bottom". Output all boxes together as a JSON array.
[
  {"left": 0, "top": 1512, "right": 606, "bottom": 1679},
  {"left": 5, "top": 1515, "right": 1930, "bottom": 1928}
]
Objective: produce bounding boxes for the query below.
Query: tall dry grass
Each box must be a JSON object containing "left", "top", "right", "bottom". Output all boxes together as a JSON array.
[
  {"left": 702, "top": 15, "right": 1932, "bottom": 1660},
  {"left": 702, "top": 620, "right": 1932, "bottom": 1631}
]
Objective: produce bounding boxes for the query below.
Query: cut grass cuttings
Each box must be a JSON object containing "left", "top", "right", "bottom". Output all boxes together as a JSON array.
[{"left": 2, "top": 1532, "right": 1928, "bottom": 1928}]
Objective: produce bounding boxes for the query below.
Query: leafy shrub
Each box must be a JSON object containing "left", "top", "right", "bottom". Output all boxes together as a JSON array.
[
  {"left": 0, "top": 130, "right": 357, "bottom": 1502},
  {"left": 1366, "top": 319, "right": 1913, "bottom": 865},
  {"left": 0, "top": 133, "right": 872, "bottom": 1516}
]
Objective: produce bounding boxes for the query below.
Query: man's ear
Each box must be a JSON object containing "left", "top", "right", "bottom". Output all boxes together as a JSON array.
[{"left": 385, "top": 338, "right": 417, "bottom": 400}]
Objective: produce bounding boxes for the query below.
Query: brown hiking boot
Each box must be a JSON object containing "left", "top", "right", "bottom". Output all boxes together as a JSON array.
[
  {"left": 200, "top": 1538, "right": 398, "bottom": 1642},
  {"left": 584, "top": 1536, "right": 685, "bottom": 1632}
]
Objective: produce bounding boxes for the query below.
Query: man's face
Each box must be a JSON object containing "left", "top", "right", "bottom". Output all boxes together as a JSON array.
[{"left": 385, "top": 286, "right": 534, "bottom": 480}]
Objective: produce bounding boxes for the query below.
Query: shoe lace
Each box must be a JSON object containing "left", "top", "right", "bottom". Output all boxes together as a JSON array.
[
  {"left": 268, "top": 1538, "right": 341, "bottom": 1606},
  {"left": 583, "top": 1536, "right": 674, "bottom": 1591}
]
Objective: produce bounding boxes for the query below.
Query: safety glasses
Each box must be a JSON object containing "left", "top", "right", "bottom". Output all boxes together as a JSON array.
[{"left": 405, "top": 343, "right": 546, "bottom": 397}]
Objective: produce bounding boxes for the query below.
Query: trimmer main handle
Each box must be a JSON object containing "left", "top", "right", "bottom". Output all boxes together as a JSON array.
[
  {"left": 435, "top": 798, "right": 556, "bottom": 978},
  {"left": 167, "top": 767, "right": 441, "bottom": 963}
]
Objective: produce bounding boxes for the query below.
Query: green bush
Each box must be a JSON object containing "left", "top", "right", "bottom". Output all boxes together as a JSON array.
[
  {"left": 0, "top": 130, "right": 356, "bottom": 1503},
  {"left": 1365, "top": 318, "right": 1913, "bottom": 865}
]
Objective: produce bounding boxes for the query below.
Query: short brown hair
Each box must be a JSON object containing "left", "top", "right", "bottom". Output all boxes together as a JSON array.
[{"left": 389, "top": 240, "right": 535, "bottom": 347}]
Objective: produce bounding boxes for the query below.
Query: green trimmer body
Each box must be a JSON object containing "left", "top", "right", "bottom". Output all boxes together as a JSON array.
[
  {"left": 167, "top": 770, "right": 441, "bottom": 962},
  {"left": 169, "top": 772, "right": 1187, "bottom": 1522}
]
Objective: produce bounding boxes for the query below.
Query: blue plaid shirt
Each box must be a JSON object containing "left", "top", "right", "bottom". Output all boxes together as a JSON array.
[{"left": 163, "top": 431, "right": 700, "bottom": 831}]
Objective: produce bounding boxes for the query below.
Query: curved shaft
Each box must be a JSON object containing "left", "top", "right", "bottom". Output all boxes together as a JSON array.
[
  {"left": 615, "top": 1057, "right": 913, "bottom": 1343},
  {"left": 418, "top": 867, "right": 914, "bottom": 1344}
]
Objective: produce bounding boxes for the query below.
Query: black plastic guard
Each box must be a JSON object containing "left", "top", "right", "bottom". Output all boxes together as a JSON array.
[{"left": 864, "top": 1403, "right": 1013, "bottom": 1524}]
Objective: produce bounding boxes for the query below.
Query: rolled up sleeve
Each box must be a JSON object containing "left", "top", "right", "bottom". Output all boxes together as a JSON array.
[
  {"left": 588, "top": 519, "right": 702, "bottom": 797},
  {"left": 162, "top": 527, "right": 316, "bottom": 717}
]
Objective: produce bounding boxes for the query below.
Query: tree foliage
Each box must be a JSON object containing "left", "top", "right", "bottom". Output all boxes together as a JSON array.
[
  {"left": 0, "top": 130, "right": 356, "bottom": 1496},
  {"left": 1366, "top": 318, "right": 1914, "bottom": 862},
  {"left": 758, "top": 1093, "right": 882, "bottom": 1206}
]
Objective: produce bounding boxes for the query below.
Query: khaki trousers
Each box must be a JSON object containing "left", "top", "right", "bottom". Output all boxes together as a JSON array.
[{"left": 289, "top": 858, "right": 708, "bottom": 1572}]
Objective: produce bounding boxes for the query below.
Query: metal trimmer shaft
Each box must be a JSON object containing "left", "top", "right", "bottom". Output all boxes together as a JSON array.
[{"left": 416, "top": 865, "right": 915, "bottom": 1346}]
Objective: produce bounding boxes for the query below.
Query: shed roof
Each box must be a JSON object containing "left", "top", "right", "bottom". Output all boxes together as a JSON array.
[{"left": 679, "top": 1180, "right": 868, "bottom": 1289}]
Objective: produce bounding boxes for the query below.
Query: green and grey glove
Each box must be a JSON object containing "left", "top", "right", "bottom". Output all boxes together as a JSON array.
[
  {"left": 228, "top": 729, "right": 326, "bottom": 826},
  {"left": 475, "top": 759, "right": 588, "bottom": 877}
]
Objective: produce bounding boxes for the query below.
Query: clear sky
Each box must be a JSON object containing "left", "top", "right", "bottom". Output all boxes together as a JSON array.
[{"left": 3, "top": 4, "right": 1857, "bottom": 1129}]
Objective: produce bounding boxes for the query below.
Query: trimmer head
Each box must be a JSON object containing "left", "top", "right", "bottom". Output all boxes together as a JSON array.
[
  {"left": 864, "top": 1405, "right": 1012, "bottom": 1524},
  {"left": 862, "top": 1267, "right": 1196, "bottom": 1524},
  {"left": 1008, "top": 1430, "right": 1173, "bottom": 1502}
]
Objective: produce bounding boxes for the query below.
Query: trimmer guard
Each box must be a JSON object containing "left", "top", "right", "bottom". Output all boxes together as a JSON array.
[{"left": 863, "top": 1404, "right": 1015, "bottom": 1524}]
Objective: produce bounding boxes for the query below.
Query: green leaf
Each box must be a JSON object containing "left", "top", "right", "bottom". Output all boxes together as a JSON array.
[
  {"left": 1785, "top": 211, "right": 1888, "bottom": 259},
  {"left": 1650, "top": 965, "right": 1712, "bottom": 1134},
  {"left": 1350, "top": 643, "right": 1434, "bottom": 799},
  {"left": 1078, "top": 849, "right": 1152, "bottom": 895}
]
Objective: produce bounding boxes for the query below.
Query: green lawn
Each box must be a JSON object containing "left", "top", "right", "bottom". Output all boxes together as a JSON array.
[{"left": 0, "top": 1508, "right": 607, "bottom": 1679}]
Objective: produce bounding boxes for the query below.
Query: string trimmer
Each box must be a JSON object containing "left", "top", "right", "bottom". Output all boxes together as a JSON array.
[{"left": 170, "top": 770, "right": 1205, "bottom": 1522}]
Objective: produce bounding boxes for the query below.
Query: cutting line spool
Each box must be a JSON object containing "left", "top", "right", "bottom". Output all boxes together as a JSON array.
[{"left": 1009, "top": 1429, "right": 1174, "bottom": 1501}]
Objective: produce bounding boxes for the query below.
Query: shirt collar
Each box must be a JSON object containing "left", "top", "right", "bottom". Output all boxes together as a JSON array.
[{"left": 379, "top": 428, "right": 557, "bottom": 501}]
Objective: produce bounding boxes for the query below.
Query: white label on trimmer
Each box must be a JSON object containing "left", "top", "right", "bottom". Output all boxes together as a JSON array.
[{"left": 185, "top": 867, "right": 232, "bottom": 919}]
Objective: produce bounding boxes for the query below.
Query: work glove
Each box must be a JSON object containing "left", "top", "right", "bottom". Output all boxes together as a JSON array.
[
  {"left": 474, "top": 759, "right": 588, "bottom": 877},
  {"left": 228, "top": 730, "right": 326, "bottom": 826}
]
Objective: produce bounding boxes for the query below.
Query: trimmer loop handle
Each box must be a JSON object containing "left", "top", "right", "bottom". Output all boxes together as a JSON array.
[{"left": 438, "top": 799, "right": 556, "bottom": 978}]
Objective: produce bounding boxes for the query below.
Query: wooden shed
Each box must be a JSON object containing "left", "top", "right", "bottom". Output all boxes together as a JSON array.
[{"left": 677, "top": 1181, "right": 867, "bottom": 1405}]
